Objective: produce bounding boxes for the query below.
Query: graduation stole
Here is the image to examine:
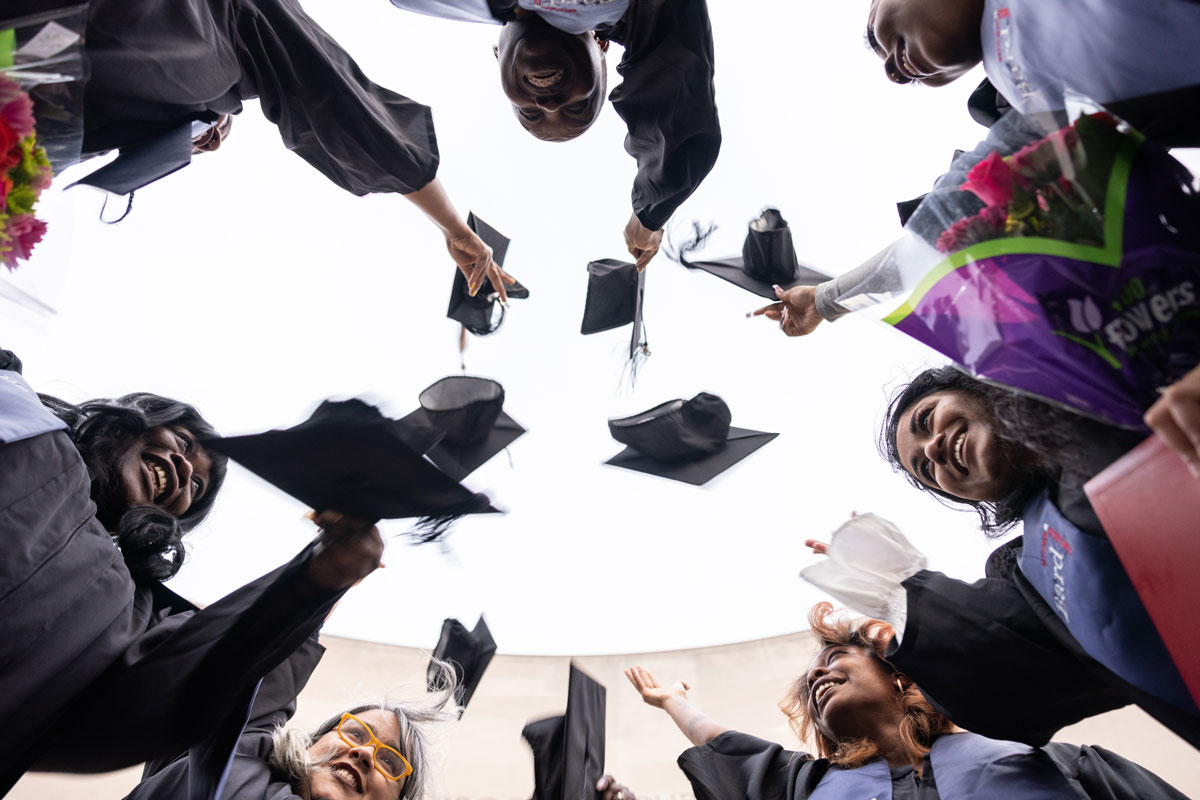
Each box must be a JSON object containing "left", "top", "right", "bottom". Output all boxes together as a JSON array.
[
  {"left": 1018, "top": 491, "right": 1198, "bottom": 712},
  {"left": 886, "top": 115, "right": 1200, "bottom": 431},
  {"left": 808, "top": 733, "right": 1077, "bottom": 800}
]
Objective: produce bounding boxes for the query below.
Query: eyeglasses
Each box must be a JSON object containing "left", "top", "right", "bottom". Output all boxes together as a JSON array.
[{"left": 336, "top": 713, "right": 412, "bottom": 781}]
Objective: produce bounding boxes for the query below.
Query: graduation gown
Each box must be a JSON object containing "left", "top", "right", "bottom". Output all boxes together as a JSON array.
[
  {"left": 123, "top": 635, "right": 327, "bottom": 800},
  {"left": 678, "top": 730, "right": 1189, "bottom": 800},
  {"left": 0, "top": 427, "right": 346, "bottom": 795},
  {"left": 394, "top": 0, "right": 721, "bottom": 231},
  {"left": 72, "top": 0, "right": 439, "bottom": 195}
]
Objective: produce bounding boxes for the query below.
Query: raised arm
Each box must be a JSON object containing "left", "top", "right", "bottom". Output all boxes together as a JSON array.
[
  {"left": 609, "top": 0, "right": 721, "bottom": 269},
  {"left": 625, "top": 665, "right": 728, "bottom": 747}
]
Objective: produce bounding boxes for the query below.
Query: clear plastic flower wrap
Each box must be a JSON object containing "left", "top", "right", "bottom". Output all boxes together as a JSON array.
[
  {"left": 836, "top": 103, "right": 1200, "bottom": 430},
  {"left": 1, "top": 5, "right": 88, "bottom": 174}
]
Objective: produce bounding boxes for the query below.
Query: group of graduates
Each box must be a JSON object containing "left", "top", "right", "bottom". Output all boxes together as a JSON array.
[{"left": 4, "top": 0, "right": 1200, "bottom": 798}]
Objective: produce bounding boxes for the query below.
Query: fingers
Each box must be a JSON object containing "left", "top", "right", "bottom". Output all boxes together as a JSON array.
[
  {"left": 468, "top": 261, "right": 489, "bottom": 297},
  {"left": 489, "top": 264, "right": 509, "bottom": 303},
  {"left": 1146, "top": 385, "right": 1200, "bottom": 477},
  {"left": 750, "top": 302, "right": 783, "bottom": 320},
  {"left": 596, "top": 776, "right": 633, "bottom": 800},
  {"left": 773, "top": 284, "right": 786, "bottom": 300},
  {"left": 624, "top": 665, "right": 658, "bottom": 693},
  {"left": 804, "top": 538, "right": 829, "bottom": 555},
  {"left": 634, "top": 246, "right": 657, "bottom": 272}
]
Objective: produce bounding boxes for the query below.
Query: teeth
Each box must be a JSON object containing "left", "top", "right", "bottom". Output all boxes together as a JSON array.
[
  {"left": 814, "top": 681, "right": 837, "bottom": 705},
  {"left": 151, "top": 463, "right": 168, "bottom": 498},
  {"left": 952, "top": 432, "right": 966, "bottom": 471}
]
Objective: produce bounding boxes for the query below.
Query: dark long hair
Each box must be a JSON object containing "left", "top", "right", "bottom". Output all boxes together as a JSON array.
[
  {"left": 879, "top": 366, "right": 1131, "bottom": 535},
  {"left": 40, "top": 392, "right": 228, "bottom": 582},
  {"left": 780, "top": 602, "right": 955, "bottom": 768}
]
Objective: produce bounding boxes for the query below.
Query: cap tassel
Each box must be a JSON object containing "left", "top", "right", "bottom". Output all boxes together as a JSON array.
[
  {"left": 458, "top": 324, "right": 468, "bottom": 372},
  {"left": 664, "top": 220, "right": 718, "bottom": 269},
  {"left": 406, "top": 492, "right": 493, "bottom": 544}
]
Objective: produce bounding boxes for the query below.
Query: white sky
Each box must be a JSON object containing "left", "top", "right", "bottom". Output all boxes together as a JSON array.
[{"left": 8, "top": 1, "right": 1196, "bottom": 655}]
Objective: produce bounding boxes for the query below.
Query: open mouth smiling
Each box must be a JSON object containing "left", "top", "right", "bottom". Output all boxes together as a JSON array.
[
  {"left": 329, "top": 763, "right": 363, "bottom": 794},
  {"left": 894, "top": 39, "right": 933, "bottom": 81},
  {"left": 143, "top": 455, "right": 176, "bottom": 504},
  {"left": 525, "top": 69, "right": 563, "bottom": 89},
  {"left": 812, "top": 677, "right": 845, "bottom": 712},
  {"left": 950, "top": 429, "right": 968, "bottom": 474}
]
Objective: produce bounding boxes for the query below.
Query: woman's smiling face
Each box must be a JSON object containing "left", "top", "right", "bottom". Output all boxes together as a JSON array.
[
  {"left": 865, "top": 0, "right": 984, "bottom": 86},
  {"left": 893, "top": 390, "right": 1013, "bottom": 502},
  {"left": 113, "top": 425, "right": 212, "bottom": 518},
  {"left": 305, "top": 709, "right": 407, "bottom": 800},
  {"left": 805, "top": 644, "right": 901, "bottom": 743}
]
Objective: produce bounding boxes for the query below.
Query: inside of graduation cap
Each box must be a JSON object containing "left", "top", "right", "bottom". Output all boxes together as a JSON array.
[
  {"left": 741, "top": 207, "right": 800, "bottom": 284},
  {"left": 446, "top": 213, "right": 530, "bottom": 337},
  {"left": 579, "top": 258, "right": 639, "bottom": 335},
  {"left": 608, "top": 392, "right": 731, "bottom": 462},
  {"left": 200, "top": 398, "right": 495, "bottom": 541},
  {"left": 419, "top": 376, "right": 505, "bottom": 446},
  {"left": 521, "top": 664, "right": 606, "bottom": 800}
]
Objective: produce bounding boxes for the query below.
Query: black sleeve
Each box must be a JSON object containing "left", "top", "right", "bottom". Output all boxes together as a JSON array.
[
  {"left": 38, "top": 542, "right": 346, "bottom": 774},
  {"left": 1043, "top": 743, "right": 1191, "bottom": 800},
  {"left": 235, "top": 0, "right": 440, "bottom": 196},
  {"left": 607, "top": 0, "right": 721, "bottom": 231},
  {"left": 888, "top": 570, "right": 1128, "bottom": 746},
  {"left": 677, "top": 731, "right": 814, "bottom": 800}
]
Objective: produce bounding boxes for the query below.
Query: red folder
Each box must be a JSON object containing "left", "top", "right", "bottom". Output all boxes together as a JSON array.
[{"left": 1085, "top": 435, "right": 1200, "bottom": 709}]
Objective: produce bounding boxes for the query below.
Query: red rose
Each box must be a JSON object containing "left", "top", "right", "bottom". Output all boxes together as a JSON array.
[
  {"left": 961, "top": 150, "right": 1014, "bottom": 208},
  {"left": 0, "top": 118, "right": 19, "bottom": 173}
]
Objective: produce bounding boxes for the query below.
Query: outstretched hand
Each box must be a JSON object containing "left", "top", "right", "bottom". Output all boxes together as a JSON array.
[
  {"left": 751, "top": 285, "right": 823, "bottom": 337},
  {"left": 804, "top": 539, "right": 829, "bottom": 555},
  {"left": 305, "top": 510, "right": 384, "bottom": 592},
  {"left": 625, "top": 665, "right": 689, "bottom": 708},
  {"left": 445, "top": 228, "right": 517, "bottom": 302},
  {"left": 624, "top": 212, "right": 663, "bottom": 271},
  {"left": 1145, "top": 364, "right": 1200, "bottom": 478}
]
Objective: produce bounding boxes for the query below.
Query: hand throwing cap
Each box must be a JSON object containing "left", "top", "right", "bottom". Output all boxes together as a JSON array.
[
  {"left": 579, "top": 258, "right": 646, "bottom": 360},
  {"left": 522, "top": 664, "right": 606, "bottom": 800},
  {"left": 201, "top": 399, "right": 496, "bottom": 535},
  {"left": 428, "top": 616, "right": 497, "bottom": 715},
  {"left": 447, "top": 213, "right": 530, "bottom": 336},
  {"left": 401, "top": 376, "right": 527, "bottom": 481},
  {"left": 676, "top": 208, "right": 827, "bottom": 299},
  {"left": 606, "top": 393, "right": 778, "bottom": 485}
]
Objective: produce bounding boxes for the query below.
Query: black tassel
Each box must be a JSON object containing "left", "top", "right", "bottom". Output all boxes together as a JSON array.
[
  {"left": 405, "top": 492, "right": 493, "bottom": 544},
  {"left": 664, "top": 220, "right": 718, "bottom": 268}
]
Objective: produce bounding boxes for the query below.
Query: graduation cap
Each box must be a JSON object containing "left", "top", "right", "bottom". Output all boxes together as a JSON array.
[
  {"left": 201, "top": 398, "right": 497, "bottom": 541},
  {"left": 522, "top": 664, "right": 606, "bottom": 800},
  {"left": 675, "top": 208, "right": 828, "bottom": 299},
  {"left": 605, "top": 393, "right": 778, "bottom": 486},
  {"left": 70, "top": 122, "right": 194, "bottom": 197},
  {"left": 400, "top": 376, "right": 527, "bottom": 481},
  {"left": 428, "top": 616, "right": 497, "bottom": 716},
  {"left": 579, "top": 258, "right": 647, "bottom": 361},
  {"left": 448, "top": 213, "right": 531, "bottom": 336}
]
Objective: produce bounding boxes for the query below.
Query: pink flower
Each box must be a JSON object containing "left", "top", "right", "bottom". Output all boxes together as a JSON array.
[
  {"left": 2, "top": 213, "right": 48, "bottom": 270},
  {"left": 0, "top": 75, "right": 35, "bottom": 139},
  {"left": 936, "top": 205, "right": 1007, "bottom": 252},
  {"left": 961, "top": 150, "right": 1013, "bottom": 207}
]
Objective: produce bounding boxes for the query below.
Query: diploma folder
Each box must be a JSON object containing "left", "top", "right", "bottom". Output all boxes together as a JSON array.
[{"left": 1084, "top": 434, "right": 1200, "bottom": 708}]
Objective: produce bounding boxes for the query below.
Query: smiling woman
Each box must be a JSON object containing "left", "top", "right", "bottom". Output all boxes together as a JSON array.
[{"left": 628, "top": 602, "right": 1192, "bottom": 800}]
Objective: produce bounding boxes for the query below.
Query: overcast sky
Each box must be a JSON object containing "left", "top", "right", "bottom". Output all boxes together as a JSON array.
[{"left": 8, "top": 0, "right": 1197, "bottom": 655}]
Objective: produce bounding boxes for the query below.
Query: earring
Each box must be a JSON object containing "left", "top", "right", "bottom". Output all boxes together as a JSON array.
[{"left": 896, "top": 678, "right": 905, "bottom": 694}]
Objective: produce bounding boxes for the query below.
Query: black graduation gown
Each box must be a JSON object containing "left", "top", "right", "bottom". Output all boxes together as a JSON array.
[
  {"left": 123, "top": 635, "right": 326, "bottom": 800},
  {"left": 600, "top": 0, "right": 721, "bottom": 232},
  {"left": 677, "top": 730, "right": 1189, "bottom": 800},
  {"left": 0, "top": 429, "right": 346, "bottom": 795},
  {"left": 74, "top": 0, "right": 439, "bottom": 195}
]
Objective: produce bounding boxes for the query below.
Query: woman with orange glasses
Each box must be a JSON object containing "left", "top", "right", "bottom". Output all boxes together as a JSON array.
[{"left": 124, "top": 639, "right": 459, "bottom": 800}]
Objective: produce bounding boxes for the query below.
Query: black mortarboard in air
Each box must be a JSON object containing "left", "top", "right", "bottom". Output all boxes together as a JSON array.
[
  {"left": 676, "top": 209, "right": 828, "bottom": 299},
  {"left": 400, "top": 376, "right": 527, "bottom": 481},
  {"left": 522, "top": 664, "right": 606, "bottom": 800},
  {"left": 71, "top": 122, "right": 194, "bottom": 197},
  {"left": 579, "top": 258, "right": 647, "bottom": 360},
  {"left": 201, "top": 399, "right": 497, "bottom": 540},
  {"left": 447, "top": 213, "right": 530, "bottom": 336},
  {"left": 605, "top": 393, "right": 778, "bottom": 486},
  {"left": 428, "top": 616, "right": 497, "bottom": 716}
]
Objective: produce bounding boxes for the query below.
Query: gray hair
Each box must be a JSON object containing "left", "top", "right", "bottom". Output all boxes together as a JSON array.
[{"left": 270, "top": 660, "right": 460, "bottom": 800}]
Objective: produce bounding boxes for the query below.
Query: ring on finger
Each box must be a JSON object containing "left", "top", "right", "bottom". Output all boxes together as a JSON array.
[{"left": 616, "top": 792, "right": 625, "bottom": 800}]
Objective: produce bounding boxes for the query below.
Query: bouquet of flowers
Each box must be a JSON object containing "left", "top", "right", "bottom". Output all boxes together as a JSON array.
[
  {"left": 874, "top": 108, "right": 1200, "bottom": 429},
  {"left": 0, "top": 72, "right": 51, "bottom": 270}
]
